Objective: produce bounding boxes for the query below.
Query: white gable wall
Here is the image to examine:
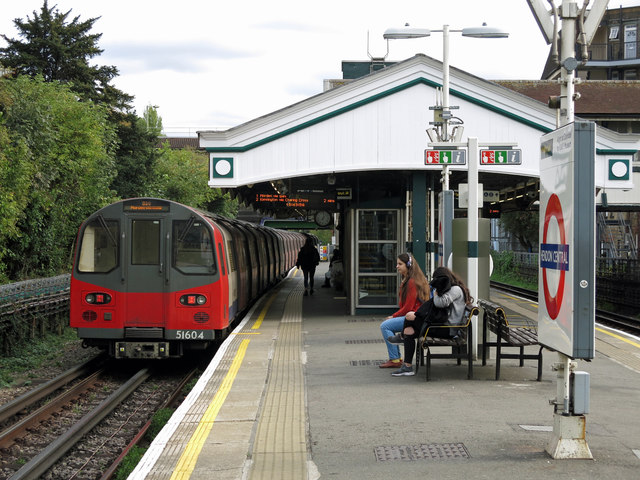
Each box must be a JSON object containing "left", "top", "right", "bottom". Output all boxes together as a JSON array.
[{"left": 201, "top": 55, "right": 638, "bottom": 195}]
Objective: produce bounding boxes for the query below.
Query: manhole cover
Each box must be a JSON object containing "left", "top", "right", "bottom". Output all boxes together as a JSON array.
[{"left": 374, "top": 443, "right": 470, "bottom": 461}]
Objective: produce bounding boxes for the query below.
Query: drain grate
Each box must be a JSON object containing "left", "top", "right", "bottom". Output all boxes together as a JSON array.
[
  {"left": 350, "top": 359, "right": 386, "bottom": 366},
  {"left": 374, "top": 443, "right": 470, "bottom": 461},
  {"left": 345, "top": 339, "right": 385, "bottom": 344}
]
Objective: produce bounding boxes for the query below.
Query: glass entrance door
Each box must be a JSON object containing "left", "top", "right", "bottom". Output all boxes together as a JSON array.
[{"left": 355, "top": 209, "right": 402, "bottom": 309}]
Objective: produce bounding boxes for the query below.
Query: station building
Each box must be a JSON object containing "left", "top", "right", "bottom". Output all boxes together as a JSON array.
[{"left": 199, "top": 53, "right": 640, "bottom": 315}]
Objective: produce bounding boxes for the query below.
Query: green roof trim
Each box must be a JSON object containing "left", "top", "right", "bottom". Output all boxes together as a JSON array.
[
  {"left": 205, "top": 77, "right": 553, "bottom": 153},
  {"left": 596, "top": 149, "right": 638, "bottom": 155}
]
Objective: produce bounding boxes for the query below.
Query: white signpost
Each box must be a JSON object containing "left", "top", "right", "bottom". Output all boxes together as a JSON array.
[{"left": 539, "top": 121, "right": 596, "bottom": 459}]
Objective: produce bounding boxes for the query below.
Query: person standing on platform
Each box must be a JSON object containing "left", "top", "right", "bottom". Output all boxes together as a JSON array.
[
  {"left": 296, "top": 236, "right": 320, "bottom": 296},
  {"left": 388, "top": 266, "right": 472, "bottom": 377},
  {"left": 379, "top": 253, "right": 430, "bottom": 368}
]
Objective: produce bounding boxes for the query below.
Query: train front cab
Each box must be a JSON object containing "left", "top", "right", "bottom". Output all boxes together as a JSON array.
[{"left": 70, "top": 199, "right": 229, "bottom": 359}]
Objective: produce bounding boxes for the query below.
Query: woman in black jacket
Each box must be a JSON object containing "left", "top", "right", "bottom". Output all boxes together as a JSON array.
[{"left": 296, "top": 237, "right": 320, "bottom": 296}]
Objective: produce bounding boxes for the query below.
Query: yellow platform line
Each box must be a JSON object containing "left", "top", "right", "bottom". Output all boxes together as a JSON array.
[
  {"left": 169, "top": 338, "right": 250, "bottom": 480},
  {"left": 252, "top": 291, "right": 278, "bottom": 330},
  {"left": 596, "top": 326, "right": 640, "bottom": 349}
]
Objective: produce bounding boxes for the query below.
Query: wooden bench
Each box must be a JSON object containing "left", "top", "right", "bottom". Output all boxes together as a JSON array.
[
  {"left": 415, "top": 305, "right": 480, "bottom": 381},
  {"left": 478, "top": 299, "right": 543, "bottom": 381}
]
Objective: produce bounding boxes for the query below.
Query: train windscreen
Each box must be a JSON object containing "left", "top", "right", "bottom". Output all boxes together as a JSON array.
[
  {"left": 173, "top": 220, "right": 216, "bottom": 274},
  {"left": 77, "top": 217, "right": 119, "bottom": 273}
]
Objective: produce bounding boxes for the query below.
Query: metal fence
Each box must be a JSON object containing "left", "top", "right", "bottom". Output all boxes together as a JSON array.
[
  {"left": 0, "top": 275, "right": 70, "bottom": 354},
  {"left": 495, "top": 252, "right": 640, "bottom": 312}
]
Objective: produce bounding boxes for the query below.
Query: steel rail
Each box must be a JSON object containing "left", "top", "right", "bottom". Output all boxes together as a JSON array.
[
  {"left": 8, "top": 368, "right": 151, "bottom": 480},
  {"left": 0, "top": 355, "right": 105, "bottom": 424},
  {"left": 490, "top": 281, "right": 640, "bottom": 336}
]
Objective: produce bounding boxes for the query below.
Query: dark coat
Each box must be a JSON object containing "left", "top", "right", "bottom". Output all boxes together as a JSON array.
[{"left": 296, "top": 245, "right": 320, "bottom": 270}]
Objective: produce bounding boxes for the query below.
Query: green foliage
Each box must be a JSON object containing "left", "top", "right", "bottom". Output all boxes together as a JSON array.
[
  {"left": 490, "top": 250, "right": 538, "bottom": 291},
  {"left": 0, "top": 75, "right": 117, "bottom": 279},
  {"left": 147, "top": 407, "right": 175, "bottom": 440},
  {"left": 148, "top": 143, "right": 238, "bottom": 216},
  {"left": 0, "top": 326, "right": 79, "bottom": 387},
  {"left": 0, "top": 0, "right": 132, "bottom": 110},
  {"left": 498, "top": 210, "right": 539, "bottom": 252},
  {"left": 113, "top": 445, "right": 147, "bottom": 480},
  {"left": 112, "top": 407, "right": 177, "bottom": 479},
  {"left": 110, "top": 110, "right": 159, "bottom": 198},
  {"left": 142, "top": 105, "right": 163, "bottom": 136}
]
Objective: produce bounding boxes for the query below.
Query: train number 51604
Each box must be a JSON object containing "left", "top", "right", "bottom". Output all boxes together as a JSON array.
[{"left": 175, "top": 330, "right": 206, "bottom": 340}]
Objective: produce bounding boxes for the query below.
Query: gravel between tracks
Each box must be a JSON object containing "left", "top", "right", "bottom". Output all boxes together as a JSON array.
[{"left": 0, "top": 340, "right": 101, "bottom": 407}]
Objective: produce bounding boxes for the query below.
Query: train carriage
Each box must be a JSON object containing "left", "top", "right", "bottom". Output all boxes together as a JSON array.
[{"left": 70, "top": 198, "right": 305, "bottom": 359}]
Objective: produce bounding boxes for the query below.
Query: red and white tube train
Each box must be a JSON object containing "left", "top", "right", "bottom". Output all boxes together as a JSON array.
[{"left": 70, "top": 198, "right": 306, "bottom": 359}]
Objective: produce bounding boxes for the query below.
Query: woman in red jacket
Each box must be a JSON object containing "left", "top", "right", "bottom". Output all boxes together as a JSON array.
[{"left": 379, "top": 253, "right": 430, "bottom": 368}]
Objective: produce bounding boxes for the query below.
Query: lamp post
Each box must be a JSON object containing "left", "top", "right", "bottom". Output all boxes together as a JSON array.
[
  {"left": 384, "top": 24, "right": 508, "bottom": 190},
  {"left": 383, "top": 23, "right": 508, "bottom": 314}
]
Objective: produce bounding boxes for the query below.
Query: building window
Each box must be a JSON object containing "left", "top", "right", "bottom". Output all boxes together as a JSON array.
[
  {"left": 609, "top": 26, "right": 619, "bottom": 39},
  {"left": 624, "top": 24, "right": 637, "bottom": 59},
  {"left": 624, "top": 69, "right": 638, "bottom": 80},
  {"left": 611, "top": 70, "right": 619, "bottom": 80}
]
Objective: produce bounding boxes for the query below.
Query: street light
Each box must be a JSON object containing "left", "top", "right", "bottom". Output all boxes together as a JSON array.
[{"left": 384, "top": 23, "right": 508, "bottom": 190}]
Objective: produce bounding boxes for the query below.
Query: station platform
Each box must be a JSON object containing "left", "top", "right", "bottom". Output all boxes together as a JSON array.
[{"left": 129, "top": 263, "right": 640, "bottom": 480}]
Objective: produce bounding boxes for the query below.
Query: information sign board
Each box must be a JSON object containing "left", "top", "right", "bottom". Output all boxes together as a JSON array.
[
  {"left": 425, "top": 150, "right": 466, "bottom": 165},
  {"left": 480, "top": 149, "right": 521, "bottom": 164},
  {"left": 538, "top": 122, "right": 595, "bottom": 359}
]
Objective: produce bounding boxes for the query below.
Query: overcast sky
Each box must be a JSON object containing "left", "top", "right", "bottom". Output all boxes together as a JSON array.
[{"left": 2, "top": 1, "right": 639, "bottom": 134}]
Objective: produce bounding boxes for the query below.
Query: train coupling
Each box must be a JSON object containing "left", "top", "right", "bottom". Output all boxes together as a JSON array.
[{"left": 115, "top": 341, "right": 170, "bottom": 359}]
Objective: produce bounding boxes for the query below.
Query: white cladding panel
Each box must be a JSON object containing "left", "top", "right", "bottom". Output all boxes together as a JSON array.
[{"left": 204, "top": 55, "right": 638, "bottom": 191}]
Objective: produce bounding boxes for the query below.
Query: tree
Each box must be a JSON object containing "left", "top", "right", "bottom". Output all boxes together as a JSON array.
[
  {"left": 149, "top": 144, "right": 237, "bottom": 217},
  {"left": 499, "top": 210, "right": 539, "bottom": 252},
  {"left": 0, "top": 0, "right": 132, "bottom": 110},
  {"left": 109, "top": 110, "right": 160, "bottom": 199},
  {"left": 143, "top": 105, "right": 163, "bottom": 136},
  {"left": 0, "top": 75, "right": 117, "bottom": 279}
]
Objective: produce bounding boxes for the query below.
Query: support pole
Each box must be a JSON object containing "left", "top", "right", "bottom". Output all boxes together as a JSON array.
[{"left": 467, "top": 138, "right": 479, "bottom": 357}]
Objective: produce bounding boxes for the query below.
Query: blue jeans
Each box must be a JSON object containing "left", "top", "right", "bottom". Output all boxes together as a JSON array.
[{"left": 380, "top": 316, "right": 405, "bottom": 360}]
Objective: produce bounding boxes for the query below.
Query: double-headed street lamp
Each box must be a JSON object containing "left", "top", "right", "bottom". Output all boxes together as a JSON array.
[
  {"left": 383, "top": 23, "right": 508, "bottom": 190},
  {"left": 383, "top": 23, "right": 508, "bottom": 336}
]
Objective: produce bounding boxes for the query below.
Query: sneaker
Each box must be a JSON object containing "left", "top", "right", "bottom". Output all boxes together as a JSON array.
[
  {"left": 310, "top": 289, "right": 314, "bottom": 295},
  {"left": 379, "top": 359, "right": 403, "bottom": 368},
  {"left": 386, "top": 333, "right": 404, "bottom": 344},
  {"left": 391, "top": 364, "right": 415, "bottom": 376},
  {"left": 303, "top": 289, "right": 308, "bottom": 296}
]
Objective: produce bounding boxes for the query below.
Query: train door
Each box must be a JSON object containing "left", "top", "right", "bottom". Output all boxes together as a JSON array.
[{"left": 123, "top": 215, "right": 167, "bottom": 327}]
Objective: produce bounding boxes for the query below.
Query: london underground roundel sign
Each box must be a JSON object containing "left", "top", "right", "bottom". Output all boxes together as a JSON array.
[{"left": 540, "top": 193, "right": 568, "bottom": 320}]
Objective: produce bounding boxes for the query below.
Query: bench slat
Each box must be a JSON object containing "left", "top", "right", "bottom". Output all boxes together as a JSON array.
[{"left": 478, "top": 298, "right": 543, "bottom": 381}]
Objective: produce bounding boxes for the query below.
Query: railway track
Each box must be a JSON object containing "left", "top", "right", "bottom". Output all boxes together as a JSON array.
[
  {"left": 0, "top": 358, "right": 199, "bottom": 480},
  {"left": 490, "top": 280, "right": 640, "bottom": 337}
]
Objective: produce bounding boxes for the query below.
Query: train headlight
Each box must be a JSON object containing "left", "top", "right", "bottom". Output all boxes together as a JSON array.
[
  {"left": 180, "top": 294, "right": 207, "bottom": 306},
  {"left": 85, "top": 293, "right": 111, "bottom": 305}
]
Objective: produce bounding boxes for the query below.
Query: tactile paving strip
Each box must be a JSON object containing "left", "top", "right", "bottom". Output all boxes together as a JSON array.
[{"left": 374, "top": 443, "right": 470, "bottom": 461}]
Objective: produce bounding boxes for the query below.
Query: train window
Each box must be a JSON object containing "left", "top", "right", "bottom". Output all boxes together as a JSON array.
[
  {"left": 227, "top": 240, "right": 236, "bottom": 272},
  {"left": 132, "top": 220, "right": 160, "bottom": 265},
  {"left": 173, "top": 220, "right": 216, "bottom": 274},
  {"left": 77, "top": 218, "right": 119, "bottom": 273}
]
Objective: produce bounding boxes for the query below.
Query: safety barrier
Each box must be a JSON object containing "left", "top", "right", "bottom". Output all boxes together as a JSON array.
[{"left": 0, "top": 275, "right": 70, "bottom": 354}]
